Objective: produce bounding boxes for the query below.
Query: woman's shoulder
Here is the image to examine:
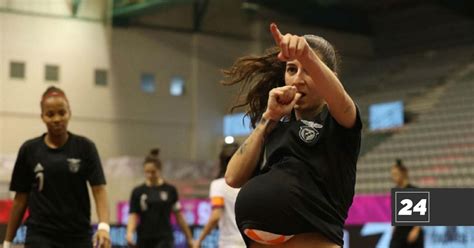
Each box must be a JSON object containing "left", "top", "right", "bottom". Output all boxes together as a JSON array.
[
  {"left": 20, "top": 135, "right": 45, "bottom": 150},
  {"left": 69, "top": 132, "right": 96, "bottom": 146},
  {"left": 210, "top": 178, "right": 226, "bottom": 187},
  {"left": 132, "top": 183, "right": 147, "bottom": 192},
  {"left": 162, "top": 182, "right": 178, "bottom": 191},
  {"left": 211, "top": 177, "right": 225, "bottom": 183}
]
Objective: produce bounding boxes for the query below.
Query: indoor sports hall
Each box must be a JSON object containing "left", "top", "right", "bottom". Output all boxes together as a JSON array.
[{"left": 1, "top": 0, "right": 473, "bottom": 247}]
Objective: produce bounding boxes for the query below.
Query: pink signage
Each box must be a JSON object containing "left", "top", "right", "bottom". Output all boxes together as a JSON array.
[
  {"left": 345, "top": 194, "right": 391, "bottom": 225},
  {"left": 118, "top": 194, "right": 392, "bottom": 226}
]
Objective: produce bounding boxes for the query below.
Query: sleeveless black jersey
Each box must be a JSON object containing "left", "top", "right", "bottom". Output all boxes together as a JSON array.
[
  {"left": 9, "top": 132, "right": 106, "bottom": 239},
  {"left": 235, "top": 105, "right": 362, "bottom": 246}
]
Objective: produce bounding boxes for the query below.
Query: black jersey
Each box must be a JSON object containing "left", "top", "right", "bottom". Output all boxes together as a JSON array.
[
  {"left": 235, "top": 105, "right": 362, "bottom": 246},
  {"left": 390, "top": 184, "right": 424, "bottom": 248},
  {"left": 129, "top": 183, "right": 180, "bottom": 240},
  {"left": 9, "top": 132, "right": 106, "bottom": 239}
]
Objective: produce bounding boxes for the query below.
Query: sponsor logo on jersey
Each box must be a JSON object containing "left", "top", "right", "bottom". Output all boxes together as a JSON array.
[
  {"left": 299, "top": 120, "right": 323, "bottom": 143},
  {"left": 160, "top": 191, "right": 169, "bottom": 201},
  {"left": 67, "top": 158, "right": 81, "bottom": 173}
]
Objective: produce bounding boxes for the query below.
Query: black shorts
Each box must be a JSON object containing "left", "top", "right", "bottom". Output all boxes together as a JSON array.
[
  {"left": 25, "top": 228, "right": 92, "bottom": 248},
  {"left": 235, "top": 158, "right": 344, "bottom": 246}
]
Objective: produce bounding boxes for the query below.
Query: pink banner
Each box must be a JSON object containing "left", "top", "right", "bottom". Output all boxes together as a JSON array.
[
  {"left": 118, "top": 194, "right": 391, "bottom": 226},
  {"left": 345, "top": 194, "right": 391, "bottom": 225}
]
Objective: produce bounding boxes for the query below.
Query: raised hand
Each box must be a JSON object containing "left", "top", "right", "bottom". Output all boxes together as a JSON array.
[
  {"left": 263, "top": 85, "right": 301, "bottom": 121},
  {"left": 270, "top": 23, "right": 311, "bottom": 62}
]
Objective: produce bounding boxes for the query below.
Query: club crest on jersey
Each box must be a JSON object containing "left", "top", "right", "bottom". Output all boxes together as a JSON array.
[
  {"left": 67, "top": 158, "right": 81, "bottom": 173},
  {"left": 299, "top": 120, "right": 323, "bottom": 143},
  {"left": 160, "top": 191, "right": 168, "bottom": 201}
]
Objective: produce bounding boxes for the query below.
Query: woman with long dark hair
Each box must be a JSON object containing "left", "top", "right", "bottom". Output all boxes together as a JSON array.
[{"left": 223, "top": 23, "right": 362, "bottom": 247}]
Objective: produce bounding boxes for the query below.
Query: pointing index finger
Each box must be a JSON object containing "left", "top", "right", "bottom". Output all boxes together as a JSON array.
[{"left": 270, "top": 23, "right": 283, "bottom": 45}]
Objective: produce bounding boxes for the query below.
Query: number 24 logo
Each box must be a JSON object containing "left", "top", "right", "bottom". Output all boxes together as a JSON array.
[{"left": 398, "top": 199, "right": 427, "bottom": 215}]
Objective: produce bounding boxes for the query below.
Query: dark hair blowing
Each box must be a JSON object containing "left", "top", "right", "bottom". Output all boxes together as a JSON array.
[
  {"left": 144, "top": 148, "right": 162, "bottom": 170},
  {"left": 221, "top": 35, "right": 340, "bottom": 128}
]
